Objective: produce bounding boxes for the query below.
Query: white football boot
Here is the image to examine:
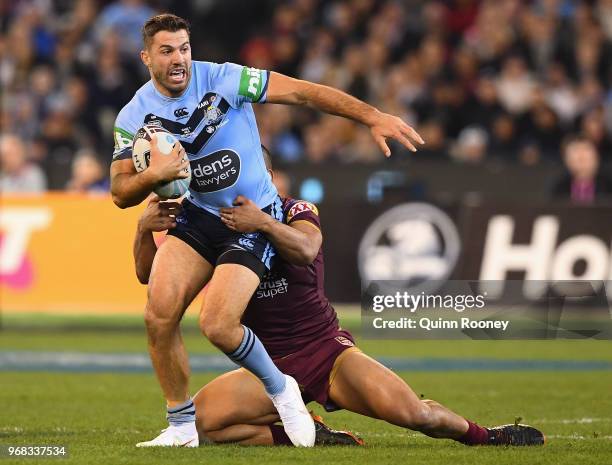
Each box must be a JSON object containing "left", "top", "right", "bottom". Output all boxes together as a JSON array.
[
  {"left": 267, "top": 375, "right": 316, "bottom": 447},
  {"left": 136, "top": 423, "right": 199, "bottom": 448}
]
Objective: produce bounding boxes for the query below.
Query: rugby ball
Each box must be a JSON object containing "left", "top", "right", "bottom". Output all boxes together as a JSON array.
[{"left": 132, "top": 123, "right": 191, "bottom": 199}]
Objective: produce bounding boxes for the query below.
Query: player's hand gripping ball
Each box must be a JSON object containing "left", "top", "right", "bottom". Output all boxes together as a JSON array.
[{"left": 132, "top": 123, "right": 191, "bottom": 199}]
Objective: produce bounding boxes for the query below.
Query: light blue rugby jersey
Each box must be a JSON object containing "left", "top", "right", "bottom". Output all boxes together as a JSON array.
[{"left": 112, "top": 61, "right": 277, "bottom": 215}]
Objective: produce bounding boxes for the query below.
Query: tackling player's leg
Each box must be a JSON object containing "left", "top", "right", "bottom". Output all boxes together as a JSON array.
[
  {"left": 195, "top": 369, "right": 279, "bottom": 445},
  {"left": 199, "top": 263, "right": 315, "bottom": 447},
  {"left": 137, "top": 236, "right": 213, "bottom": 447},
  {"left": 329, "top": 350, "right": 467, "bottom": 438},
  {"left": 194, "top": 369, "right": 362, "bottom": 446},
  {"left": 329, "top": 350, "right": 544, "bottom": 446}
]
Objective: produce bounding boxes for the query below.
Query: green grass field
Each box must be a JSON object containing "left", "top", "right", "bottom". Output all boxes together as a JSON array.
[{"left": 1, "top": 311, "right": 611, "bottom": 465}]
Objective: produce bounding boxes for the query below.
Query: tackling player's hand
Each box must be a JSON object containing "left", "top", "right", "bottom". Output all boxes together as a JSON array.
[
  {"left": 147, "top": 135, "right": 190, "bottom": 183},
  {"left": 220, "top": 195, "right": 272, "bottom": 233},
  {"left": 369, "top": 112, "right": 424, "bottom": 157},
  {"left": 138, "top": 195, "right": 183, "bottom": 232}
]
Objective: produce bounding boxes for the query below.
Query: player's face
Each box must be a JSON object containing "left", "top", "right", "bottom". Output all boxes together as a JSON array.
[{"left": 142, "top": 30, "right": 192, "bottom": 97}]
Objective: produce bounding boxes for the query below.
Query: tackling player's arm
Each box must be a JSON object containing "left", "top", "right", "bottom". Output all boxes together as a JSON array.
[
  {"left": 111, "top": 135, "right": 189, "bottom": 209},
  {"left": 265, "top": 72, "right": 424, "bottom": 157},
  {"left": 133, "top": 196, "right": 182, "bottom": 284},
  {"left": 220, "top": 196, "right": 321, "bottom": 266}
]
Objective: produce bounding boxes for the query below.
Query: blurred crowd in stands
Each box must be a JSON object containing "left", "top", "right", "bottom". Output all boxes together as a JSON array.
[{"left": 1, "top": 0, "right": 612, "bottom": 196}]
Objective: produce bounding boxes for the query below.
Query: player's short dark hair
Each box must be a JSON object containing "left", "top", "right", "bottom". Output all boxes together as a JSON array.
[
  {"left": 142, "top": 14, "right": 190, "bottom": 49},
  {"left": 261, "top": 144, "right": 273, "bottom": 171}
]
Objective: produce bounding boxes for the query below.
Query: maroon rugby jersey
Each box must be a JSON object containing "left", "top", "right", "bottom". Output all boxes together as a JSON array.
[{"left": 241, "top": 198, "right": 341, "bottom": 359}]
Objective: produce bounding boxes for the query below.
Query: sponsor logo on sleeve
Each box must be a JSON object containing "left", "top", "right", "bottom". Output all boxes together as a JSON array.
[
  {"left": 287, "top": 201, "right": 319, "bottom": 222},
  {"left": 239, "top": 67, "right": 265, "bottom": 102},
  {"left": 113, "top": 127, "right": 134, "bottom": 156},
  {"left": 334, "top": 336, "right": 354, "bottom": 347}
]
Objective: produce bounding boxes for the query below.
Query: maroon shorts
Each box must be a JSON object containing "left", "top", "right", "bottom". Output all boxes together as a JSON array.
[{"left": 272, "top": 329, "right": 358, "bottom": 412}]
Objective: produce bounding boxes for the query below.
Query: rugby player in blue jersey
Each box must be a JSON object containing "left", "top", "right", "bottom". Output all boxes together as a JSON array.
[
  {"left": 110, "top": 13, "right": 424, "bottom": 447},
  {"left": 133, "top": 148, "right": 545, "bottom": 448}
]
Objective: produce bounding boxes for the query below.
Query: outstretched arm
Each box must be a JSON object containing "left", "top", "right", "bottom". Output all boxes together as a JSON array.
[
  {"left": 220, "top": 196, "right": 321, "bottom": 266},
  {"left": 133, "top": 196, "right": 183, "bottom": 284},
  {"left": 265, "top": 72, "right": 424, "bottom": 156}
]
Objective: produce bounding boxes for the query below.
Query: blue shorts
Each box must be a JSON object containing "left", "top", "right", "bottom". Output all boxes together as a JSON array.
[{"left": 167, "top": 197, "right": 283, "bottom": 279}]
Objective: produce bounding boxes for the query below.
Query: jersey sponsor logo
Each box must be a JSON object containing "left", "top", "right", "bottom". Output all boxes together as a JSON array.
[
  {"left": 287, "top": 201, "right": 319, "bottom": 222},
  {"left": 239, "top": 67, "right": 265, "bottom": 102},
  {"left": 256, "top": 271, "right": 289, "bottom": 299},
  {"left": 174, "top": 107, "right": 189, "bottom": 119},
  {"left": 189, "top": 149, "right": 240, "bottom": 193},
  {"left": 196, "top": 94, "right": 216, "bottom": 110}
]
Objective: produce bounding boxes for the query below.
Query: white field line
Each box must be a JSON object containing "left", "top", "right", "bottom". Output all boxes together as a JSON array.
[
  {"left": 546, "top": 435, "right": 612, "bottom": 440},
  {"left": 533, "top": 418, "right": 612, "bottom": 424}
]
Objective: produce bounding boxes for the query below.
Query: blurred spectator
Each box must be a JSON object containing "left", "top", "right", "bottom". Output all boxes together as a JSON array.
[
  {"left": 1, "top": 0, "right": 612, "bottom": 183},
  {"left": 94, "top": 0, "right": 155, "bottom": 62},
  {"left": 496, "top": 55, "right": 536, "bottom": 115},
  {"left": 450, "top": 126, "right": 488, "bottom": 164},
  {"left": 0, "top": 134, "right": 47, "bottom": 193},
  {"left": 464, "top": 74, "right": 504, "bottom": 129},
  {"left": 413, "top": 119, "right": 448, "bottom": 159},
  {"left": 66, "top": 149, "right": 110, "bottom": 193},
  {"left": 519, "top": 89, "right": 563, "bottom": 160},
  {"left": 489, "top": 112, "right": 519, "bottom": 160},
  {"left": 39, "top": 96, "right": 80, "bottom": 190},
  {"left": 580, "top": 108, "right": 612, "bottom": 162},
  {"left": 552, "top": 135, "right": 612, "bottom": 203}
]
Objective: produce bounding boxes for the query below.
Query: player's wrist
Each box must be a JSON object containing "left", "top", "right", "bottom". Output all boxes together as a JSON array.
[
  {"left": 258, "top": 215, "right": 277, "bottom": 233},
  {"left": 363, "top": 108, "right": 384, "bottom": 128},
  {"left": 136, "top": 217, "right": 153, "bottom": 234},
  {"left": 141, "top": 166, "right": 165, "bottom": 185}
]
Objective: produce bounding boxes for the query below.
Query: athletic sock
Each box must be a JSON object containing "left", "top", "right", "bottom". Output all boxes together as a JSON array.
[
  {"left": 457, "top": 419, "right": 489, "bottom": 445},
  {"left": 270, "top": 425, "right": 293, "bottom": 445},
  {"left": 166, "top": 398, "right": 196, "bottom": 427},
  {"left": 226, "top": 325, "right": 286, "bottom": 395}
]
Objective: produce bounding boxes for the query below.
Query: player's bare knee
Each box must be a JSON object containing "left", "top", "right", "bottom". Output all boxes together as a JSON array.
[
  {"left": 144, "top": 301, "right": 181, "bottom": 340},
  {"left": 199, "top": 311, "right": 230, "bottom": 347},
  {"left": 195, "top": 412, "right": 217, "bottom": 439}
]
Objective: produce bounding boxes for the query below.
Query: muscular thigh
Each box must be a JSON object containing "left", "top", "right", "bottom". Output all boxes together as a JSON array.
[
  {"left": 200, "top": 263, "right": 260, "bottom": 325},
  {"left": 193, "top": 369, "right": 278, "bottom": 435},
  {"left": 329, "top": 350, "right": 422, "bottom": 419},
  {"left": 147, "top": 236, "right": 213, "bottom": 318}
]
